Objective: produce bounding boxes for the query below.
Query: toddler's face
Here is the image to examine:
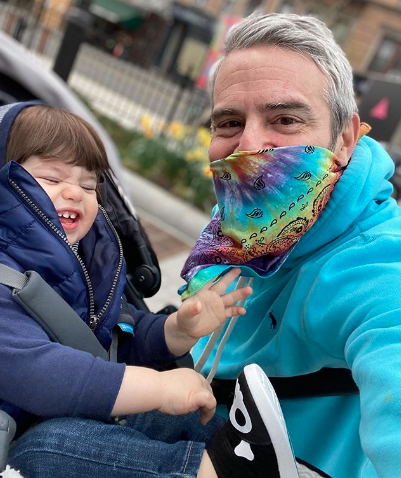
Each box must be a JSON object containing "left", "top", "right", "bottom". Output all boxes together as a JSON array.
[{"left": 22, "top": 156, "right": 99, "bottom": 244}]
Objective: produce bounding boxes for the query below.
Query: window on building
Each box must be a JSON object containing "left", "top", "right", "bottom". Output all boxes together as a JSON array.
[
  {"left": 304, "top": 2, "right": 351, "bottom": 45},
  {"left": 176, "top": 36, "right": 209, "bottom": 80},
  {"left": 369, "top": 35, "right": 401, "bottom": 79}
]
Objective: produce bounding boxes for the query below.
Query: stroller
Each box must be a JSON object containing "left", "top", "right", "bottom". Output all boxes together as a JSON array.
[{"left": 0, "top": 30, "right": 174, "bottom": 474}]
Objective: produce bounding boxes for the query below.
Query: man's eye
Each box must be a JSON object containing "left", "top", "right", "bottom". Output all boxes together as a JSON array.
[
  {"left": 219, "top": 120, "right": 242, "bottom": 128},
  {"left": 274, "top": 117, "right": 298, "bottom": 125}
]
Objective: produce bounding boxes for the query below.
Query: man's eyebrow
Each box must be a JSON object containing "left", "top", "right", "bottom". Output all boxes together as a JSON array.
[
  {"left": 258, "top": 101, "right": 313, "bottom": 113},
  {"left": 211, "top": 102, "right": 313, "bottom": 123},
  {"left": 210, "top": 108, "right": 242, "bottom": 123}
]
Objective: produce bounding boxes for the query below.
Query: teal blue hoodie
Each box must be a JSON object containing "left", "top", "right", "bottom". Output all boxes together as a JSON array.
[{"left": 192, "top": 136, "right": 401, "bottom": 477}]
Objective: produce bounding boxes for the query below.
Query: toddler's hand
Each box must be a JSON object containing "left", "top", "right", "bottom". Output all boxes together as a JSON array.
[
  {"left": 177, "top": 267, "right": 252, "bottom": 339},
  {"left": 157, "top": 368, "right": 216, "bottom": 424}
]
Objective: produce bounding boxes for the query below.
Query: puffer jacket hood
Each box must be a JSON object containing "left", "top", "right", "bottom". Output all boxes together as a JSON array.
[{"left": 0, "top": 101, "right": 43, "bottom": 166}]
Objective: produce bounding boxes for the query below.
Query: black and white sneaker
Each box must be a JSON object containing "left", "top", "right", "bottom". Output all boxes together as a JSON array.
[
  {"left": 296, "top": 459, "right": 332, "bottom": 477},
  {"left": 208, "top": 363, "right": 299, "bottom": 477}
]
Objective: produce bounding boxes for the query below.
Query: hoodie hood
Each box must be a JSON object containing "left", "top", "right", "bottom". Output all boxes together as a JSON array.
[
  {"left": 0, "top": 101, "right": 43, "bottom": 166},
  {"left": 289, "top": 135, "right": 395, "bottom": 260}
]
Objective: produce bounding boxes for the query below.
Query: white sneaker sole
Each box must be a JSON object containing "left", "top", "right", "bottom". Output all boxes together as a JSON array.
[{"left": 244, "top": 364, "right": 299, "bottom": 478}]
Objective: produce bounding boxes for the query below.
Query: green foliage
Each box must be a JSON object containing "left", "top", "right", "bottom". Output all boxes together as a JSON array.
[
  {"left": 126, "top": 135, "right": 215, "bottom": 213},
  {"left": 96, "top": 113, "right": 142, "bottom": 159},
  {"left": 95, "top": 113, "right": 215, "bottom": 214}
]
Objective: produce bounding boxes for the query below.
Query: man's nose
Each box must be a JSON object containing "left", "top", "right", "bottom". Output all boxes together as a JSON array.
[{"left": 235, "top": 122, "right": 274, "bottom": 152}]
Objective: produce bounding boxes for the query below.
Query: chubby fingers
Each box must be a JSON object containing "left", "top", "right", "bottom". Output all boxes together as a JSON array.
[
  {"left": 200, "top": 402, "right": 216, "bottom": 425},
  {"left": 190, "top": 374, "right": 216, "bottom": 424},
  {"left": 192, "top": 389, "right": 217, "bottom": 425},
  {"left": 186, "top": 299, "right": 203, "bottom": 317}
]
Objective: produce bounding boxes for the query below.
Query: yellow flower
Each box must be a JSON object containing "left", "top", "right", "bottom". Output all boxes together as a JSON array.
[
  {"left": 168, "top": 121, "right": 187, "bottom": 141},
  {"left": 185, "top": 146, "right": 208, "bottom": 163},
  {"left": 185, "top": 150, "right": 196, "bottom": 161},
  {"left": 140, "top": 115, "right": 156, "bottom": 138},
  {"left": 197, "top": 127, "right": 211, "bottom": 148},
  {"left": 143, "top": 128, "right": 153, "bottom": 138},
  {"left": 203, "top": 166, "right": 212, "bottom": 178},
  {"left": 140, "top": 114, "right": 153, "bottom": 131}
]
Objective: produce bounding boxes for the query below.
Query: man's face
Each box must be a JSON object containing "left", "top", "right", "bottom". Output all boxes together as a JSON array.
[
  {"left": 22, "top": 156, "right": 99, "bottom": 244},
  {"left": 210, "top": 46, "right": 352, "bottom": 166}
]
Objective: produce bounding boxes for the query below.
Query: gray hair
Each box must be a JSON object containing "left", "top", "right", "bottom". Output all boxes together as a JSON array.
[{"left": 210, "top": 13, "right": 358, "bottom": 145}]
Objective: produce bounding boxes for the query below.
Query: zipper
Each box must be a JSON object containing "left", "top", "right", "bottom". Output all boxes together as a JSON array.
[
  {"left": 94, "top": 205, "right": 124, "bottom": 329},
  {"left": 10, "top": 180, "right": 124, "bottom": 331}
]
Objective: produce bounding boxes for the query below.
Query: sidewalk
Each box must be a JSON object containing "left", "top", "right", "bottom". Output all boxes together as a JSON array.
[{"left": 121, "top": 168, "right": 211, "bottom": 312}]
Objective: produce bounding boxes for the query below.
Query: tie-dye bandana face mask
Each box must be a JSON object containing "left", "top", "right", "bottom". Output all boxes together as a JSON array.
[{"left": 180, "top": 145, "right": 344, "bottom": 299}]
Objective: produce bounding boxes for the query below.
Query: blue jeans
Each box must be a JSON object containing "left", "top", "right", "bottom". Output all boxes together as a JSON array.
[{"left": 9, "top": 411, "right": 225, "bottom": 477}]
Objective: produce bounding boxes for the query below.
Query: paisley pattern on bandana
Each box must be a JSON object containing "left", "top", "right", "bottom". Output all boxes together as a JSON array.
[{"left": 180, "top": 145, "right": 344, "bottom": 299}]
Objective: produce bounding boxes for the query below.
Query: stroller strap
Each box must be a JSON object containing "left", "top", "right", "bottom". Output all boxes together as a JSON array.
[
  {"left": 0, "top": 263, "right": 109, "bottom": 360},
  {"left": 212, "top": 367, "right": 359, "bottom": 407}
]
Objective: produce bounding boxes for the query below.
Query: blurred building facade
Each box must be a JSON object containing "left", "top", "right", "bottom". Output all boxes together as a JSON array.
[
  {"left": 6, "top": 0, "right": 400, "bottom": 84},
  {"left": 174, "top": 0, "right": 401, "bottom": 83}
]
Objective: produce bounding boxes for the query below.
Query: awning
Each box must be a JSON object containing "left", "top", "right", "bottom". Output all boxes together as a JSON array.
[{"left": 89, "top": 0, "right": 143, "bottom": 29}]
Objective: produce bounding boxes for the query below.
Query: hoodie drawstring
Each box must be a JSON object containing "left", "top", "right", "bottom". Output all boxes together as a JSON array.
[{"left": 194, "top": 276, "right": 253, "bottom": 383}]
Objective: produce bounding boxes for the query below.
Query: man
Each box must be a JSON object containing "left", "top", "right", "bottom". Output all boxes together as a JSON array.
[{"left": 181, "top": 12, "right": 401, "bottom": 477}]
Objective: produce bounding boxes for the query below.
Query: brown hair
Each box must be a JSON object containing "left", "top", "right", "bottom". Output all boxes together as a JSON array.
[{"left": 5, "top": 105, "right": 109, "bottom": 178}]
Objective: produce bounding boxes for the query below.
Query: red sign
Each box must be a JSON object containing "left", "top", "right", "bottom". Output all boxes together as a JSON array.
[
  {"left": 369, "top": 98, "right": 389, "bottom": 120},
  {"left": 358, "top": 79, "right": 401, "bottom": 143}
]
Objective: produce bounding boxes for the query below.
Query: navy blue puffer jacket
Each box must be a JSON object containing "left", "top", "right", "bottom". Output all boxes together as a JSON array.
[{"left": 0, "top": 161, "right": 170, "bottom": 434}]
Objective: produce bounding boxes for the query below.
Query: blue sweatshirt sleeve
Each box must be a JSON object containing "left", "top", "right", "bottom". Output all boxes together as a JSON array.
[
  {"left": 0, "top": 291, "right": 125, "bottom": 420},
  {"left": 117, "top": 304, "right": 188, "bottom": 369}
]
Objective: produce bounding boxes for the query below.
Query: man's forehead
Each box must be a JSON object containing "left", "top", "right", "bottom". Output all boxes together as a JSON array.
[
  {"left": 212, "top": 46, "right": 328, "bottom": 113},
  {"left": 214, "top": 46, "right": 324, "bottom": 90}
]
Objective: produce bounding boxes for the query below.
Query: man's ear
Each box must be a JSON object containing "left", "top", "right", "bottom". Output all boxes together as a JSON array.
[{"left": 335, "top": 113, "right": 361, "bottom": 166}]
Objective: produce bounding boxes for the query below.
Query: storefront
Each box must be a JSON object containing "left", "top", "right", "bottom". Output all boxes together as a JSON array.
[{"left": 156, "top": 1, "right": 216, "bottom": 83}]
